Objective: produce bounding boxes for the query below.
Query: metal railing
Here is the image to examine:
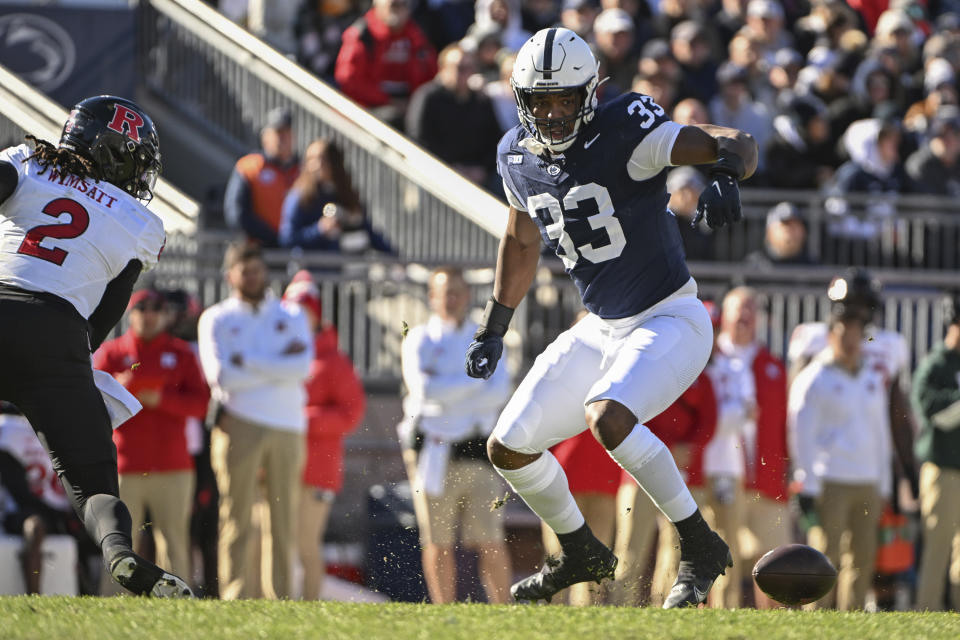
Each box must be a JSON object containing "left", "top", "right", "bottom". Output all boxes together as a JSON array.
[
  {"left": 710, "top": 187, "right": 960, "bottom": 270},
  {"left": 151, "top": 235, "right": 958, "bottom": 386},
  {"left": 137, "top": 0, "right": 504, "bottom": 262},
  {"left": 0, "top": 64, "right": 199, "bottom": 234}
]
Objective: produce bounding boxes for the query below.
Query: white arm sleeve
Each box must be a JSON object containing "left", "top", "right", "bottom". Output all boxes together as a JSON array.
[
  {"left": 788, "top": 369, "right": 824, "bottom": 496},
  {"left": 244, "top": 308, "right": 314, "bottom": 382},
  {"left": 627, "top": 121, "right": 685, "bottom": 182},
  {"left": 197, "top": 309, "right": 267, "bottom": 393}
]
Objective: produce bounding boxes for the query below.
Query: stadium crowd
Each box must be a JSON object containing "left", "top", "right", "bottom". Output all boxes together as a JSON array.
[
  {"left": 0, "top": 0, "right": 958, "bottom": 614},
  {"left": 217, "top": 0, "right": 960, "bottom": 195},
  {"left": 216, "top": 0, "right": 960, "bottom": 268}
]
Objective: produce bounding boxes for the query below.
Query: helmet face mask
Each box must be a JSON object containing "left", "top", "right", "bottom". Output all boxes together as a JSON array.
[
  {"left": 512, "top": 28, "right": 600, "bottom": 153},
  {"left": 60, "top": 96, "right": 162, "bottom": 202}
]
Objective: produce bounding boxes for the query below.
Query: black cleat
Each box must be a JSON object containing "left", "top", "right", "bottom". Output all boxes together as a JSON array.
[
  {"left": 662, "top": 531, "right": 732, "bottom": 609},
  {"left": 511, "top": 538, "right": 618, "bottom": 603},
  {"left": 110, "top": 552, "right": 194, "bottom": 598}
]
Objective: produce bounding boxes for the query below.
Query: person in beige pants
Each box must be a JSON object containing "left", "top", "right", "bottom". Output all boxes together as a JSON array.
[
  {"left": 911, "top": 297, "right": 960, "bottom": 611},
  {"left": 400, "top": 267, "right": 513, "bottom": 604},
  {"left": 198, "top": 242, "right": 313, "bottom": 600},
  {"left": 789, "top": 301, "right": 892, "bottom": 610}
]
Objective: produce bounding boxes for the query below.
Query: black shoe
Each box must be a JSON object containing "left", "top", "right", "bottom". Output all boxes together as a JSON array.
[
  {"left": 109, "top": 552, "right": 194, "bottom": 598},
  {"left": 511, "top": 538, "right": 618, "bottom": 603},
  {"left": 662, "top": 531, "right": 732, "bottom": 609}
]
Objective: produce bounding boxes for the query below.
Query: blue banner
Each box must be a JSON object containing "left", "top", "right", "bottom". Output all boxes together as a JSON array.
[{"left": 0, "top": 6, "right": 136, "bottom": 108}]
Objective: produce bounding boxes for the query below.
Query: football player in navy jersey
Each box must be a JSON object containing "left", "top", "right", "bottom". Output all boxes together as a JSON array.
[
  {"left": 464, "top": 28, "right": 758, "bottom": 607},
  {"left": 0, "top": 96, "right": 192, "bottom": 597}
]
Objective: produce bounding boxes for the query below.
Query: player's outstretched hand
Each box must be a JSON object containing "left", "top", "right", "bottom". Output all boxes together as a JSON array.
[
  {"left": 465, "top": 331, "right": 504, "bottom": 379},
  {"left": 692, "top": 172, "right": 742, "bottom": 229}
]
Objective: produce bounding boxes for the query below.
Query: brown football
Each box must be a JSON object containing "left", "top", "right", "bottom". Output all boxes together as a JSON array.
[{"left": 752, "top": 544, "right": 837, "bottom": 605}]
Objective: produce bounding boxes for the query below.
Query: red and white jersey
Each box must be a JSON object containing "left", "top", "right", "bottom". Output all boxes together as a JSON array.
[
  {"left": 0, "top": 143, "right": 166, "bottom": 318},
  {"left": 0, "top": 413, "right": 71, "bottom": 512},
  {"left": 787, "top": 322, "right": 909, "bottom": 383}
]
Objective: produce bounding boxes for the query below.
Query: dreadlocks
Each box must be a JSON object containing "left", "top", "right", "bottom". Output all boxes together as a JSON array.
[{"left": 24, "top": 135, "right": 101, "bottom": 183}]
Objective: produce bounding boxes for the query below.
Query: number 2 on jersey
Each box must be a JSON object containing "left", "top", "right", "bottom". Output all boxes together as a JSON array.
[
  {"left": 16, "top": 198, "right": 90, "bottom": 266},
  {"left": 528, "top": 183, "right": 625, "bottom": 269}
]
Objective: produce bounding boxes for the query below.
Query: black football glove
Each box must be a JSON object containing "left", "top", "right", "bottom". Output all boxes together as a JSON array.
[
  {"left": 692, "top": 170, "right": 743, "bottom": 229},
  {"left": 465, "top": 330, "right": 504, "bottom": 379},
  {"left": 692, "top": 138, "right": 746, "bottom": 230},
  {"left": 465, "top": 297, "right": 514, "bottom": 380}
]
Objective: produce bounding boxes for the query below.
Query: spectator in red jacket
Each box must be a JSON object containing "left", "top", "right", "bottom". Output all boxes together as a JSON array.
[
  {"left": 334, "top": 0, "right": 438, "bottom": 129},
  {"left": 704, "top": 286, "right": 789, "bottom": 609},
  {"left": 93, "top": 289, "right": 210, "bottom": 586},
  {"left": 283, "top": 271, "right": 366, "bottom": 601}
]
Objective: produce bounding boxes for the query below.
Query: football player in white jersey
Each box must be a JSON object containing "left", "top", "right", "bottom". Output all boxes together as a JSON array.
[
  {"left": 787, "top": 269, "right": 918, "bottom": 513},
  {"left": 464, "top": 29, "right": 758, "bottom": 607},
  {"left": 0, "top": 96, "right": 192, "bottom": 597}
]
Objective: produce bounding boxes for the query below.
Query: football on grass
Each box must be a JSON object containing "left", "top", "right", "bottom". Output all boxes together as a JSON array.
[{"left": 752, "top": 544, "right": 837, "bottom": 605}]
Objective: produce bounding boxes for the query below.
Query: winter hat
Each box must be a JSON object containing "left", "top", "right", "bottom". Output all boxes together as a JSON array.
[{"left": 283, "top": 270, "right": 322, "bottom": 320}]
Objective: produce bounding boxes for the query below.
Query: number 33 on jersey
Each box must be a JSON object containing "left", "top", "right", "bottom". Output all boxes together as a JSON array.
[
  {"left": 498, "top": 92, "right": 690, "bottom": 320},
  {"left": 0, "top": 143, "right": 165, "bottom": 318}
]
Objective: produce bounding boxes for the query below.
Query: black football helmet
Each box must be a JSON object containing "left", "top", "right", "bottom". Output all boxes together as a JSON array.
[
  {"left": 827, "top": 268, "right": 882, "bottom": 323},
  {"left": 59, "top": 95, "right": 162, "bottom": 202}
]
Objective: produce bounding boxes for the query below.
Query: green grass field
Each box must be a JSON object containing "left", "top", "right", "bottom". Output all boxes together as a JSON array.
[{"left": 0, "top": 598, "right": 958, "bottom": 640}]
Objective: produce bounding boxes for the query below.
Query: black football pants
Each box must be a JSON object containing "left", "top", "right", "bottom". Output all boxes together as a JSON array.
[{"left": 0, "top": 290, "right": 132, "bottom": 550}]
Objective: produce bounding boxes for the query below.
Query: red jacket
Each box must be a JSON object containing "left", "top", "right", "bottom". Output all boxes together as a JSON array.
[
  {"left": 746, "top": 348, "right": 789, "bottom": 502},
  {"left": 553, "top": 430, "right": 621, "bottom": 497},
  {"left": 641, "top": 373, "right": 717, "bottom": 489},
  {"left": 302, "top": 328, "right": 365, "bottom": 492},
  {"left": 334, "top": 8, "right": 437, "bottom": 107},
  {"left": 555, "top": 373, "right": 717, "bottom": 495},
  {"left": 94, "top": 331, "right": 210, "bottom": 474},
  {"left": 845, "top": 0, "right": 889, "bottom": 35}
]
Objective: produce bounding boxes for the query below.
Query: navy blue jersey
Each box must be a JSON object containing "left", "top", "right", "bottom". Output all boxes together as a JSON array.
[{"left": 497, "top": 92, "right": 691, "bottom": 319}]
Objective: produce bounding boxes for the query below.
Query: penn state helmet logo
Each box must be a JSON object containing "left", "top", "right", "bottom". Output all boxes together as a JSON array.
[{"left": 106, "top": 104, "right": 145, "bottom": 143}]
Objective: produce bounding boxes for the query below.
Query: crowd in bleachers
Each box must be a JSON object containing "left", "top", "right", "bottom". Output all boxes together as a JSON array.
[
  {"left": 214, "top": 0, "right": 960, "bottom": 193},
  {"left": 210, "top": 0, "right": 960, "bottom": 267}
]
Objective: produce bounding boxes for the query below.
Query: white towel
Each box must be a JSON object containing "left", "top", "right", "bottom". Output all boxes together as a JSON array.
[
  {"left": 417, "top": 436, "right": 451, "bottom": 498},
  {"left": 92, "top": 369, "right": 142, "bottom": 430}
]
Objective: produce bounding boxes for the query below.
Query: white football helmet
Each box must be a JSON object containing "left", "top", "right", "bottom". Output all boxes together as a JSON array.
[{"left": 511, "top": 28, "right": 600, "bottom": 153}]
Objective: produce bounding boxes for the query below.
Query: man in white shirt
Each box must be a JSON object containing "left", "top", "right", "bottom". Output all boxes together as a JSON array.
[
  {"left": 400, "top": 267, "right": 512, "bottom": 603},
  {"left": 788, "top": 295, "right": 892, "bottom": 610},
  {"left": 198, "top": 241, "right": 313, "bottom": 600}
]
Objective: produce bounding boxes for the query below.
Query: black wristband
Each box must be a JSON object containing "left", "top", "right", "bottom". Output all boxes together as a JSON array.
[
  {"left": 712, "top": 137, "right": 746, "bottom": 180},
  {"left": 478, "top": 297, "right": 514, "bottom": 337}
]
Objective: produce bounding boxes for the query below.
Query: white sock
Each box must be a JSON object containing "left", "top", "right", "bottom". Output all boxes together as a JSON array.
[
  {"left": 607, "top": 424, "right": 697, "bottom": 522},
  {"left": 495, "top": 450, "right": 585, "bottom": 535}
]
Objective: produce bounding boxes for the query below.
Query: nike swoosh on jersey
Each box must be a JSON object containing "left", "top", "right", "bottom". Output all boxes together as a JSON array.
[{"left": 583, "top": 133, "right": 601, "bottom": 149}]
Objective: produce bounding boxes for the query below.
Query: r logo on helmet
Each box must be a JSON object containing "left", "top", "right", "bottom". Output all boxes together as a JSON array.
[{"left": 107, "top": 105, "right": 145, "bottom": 143}]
